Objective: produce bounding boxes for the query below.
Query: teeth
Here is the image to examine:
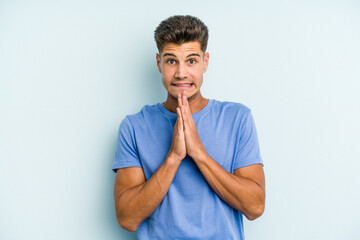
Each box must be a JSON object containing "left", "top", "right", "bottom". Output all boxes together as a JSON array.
[{"left": 174, "top": 83, "right": 192, "bottom": 86}]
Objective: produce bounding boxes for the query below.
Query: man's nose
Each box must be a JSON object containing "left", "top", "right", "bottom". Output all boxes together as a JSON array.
[{"left": 175, "top": 63, "right": 187, "bottom": 79}]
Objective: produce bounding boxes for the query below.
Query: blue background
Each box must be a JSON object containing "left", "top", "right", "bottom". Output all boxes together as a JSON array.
[{"left": 1, "top": 0, "right": 359, "bottom": 239}]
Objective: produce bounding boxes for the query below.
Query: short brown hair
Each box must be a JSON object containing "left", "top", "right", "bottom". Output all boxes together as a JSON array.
[{"left": 154, "top": 15, "right": 209, "bottom": 53}]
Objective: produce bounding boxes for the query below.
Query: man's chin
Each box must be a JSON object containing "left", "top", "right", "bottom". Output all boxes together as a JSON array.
[{"left": 169, "top": 90, "right": 200, "bottom": 101}]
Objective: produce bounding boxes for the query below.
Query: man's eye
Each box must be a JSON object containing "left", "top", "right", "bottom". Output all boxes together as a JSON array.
[
  {"left": 189, "top": 59, "right": 196, "bottom": 64},
  {"left": 167, "top": 59, "right": 176, "bottom": 64}
]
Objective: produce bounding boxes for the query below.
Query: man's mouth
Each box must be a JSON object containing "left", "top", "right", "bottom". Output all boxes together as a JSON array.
[{"left": 172, "top": 83, "right": 194, "bottom": 87}]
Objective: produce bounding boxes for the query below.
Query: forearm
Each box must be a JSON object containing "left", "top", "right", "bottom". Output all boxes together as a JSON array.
[
  {"left": 115, "top": 155, "right": 181, "bottom": 231},
  {"left": 193, "top": 152, "right": 265, "bottom": 220}
]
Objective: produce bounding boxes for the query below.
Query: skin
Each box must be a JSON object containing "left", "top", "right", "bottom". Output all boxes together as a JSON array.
[
  {"left": 113, "top": 41, "right": 266, "bottom": 232},
  {"left": 156, "top": 42, "right": 209, "bottom": 114}
]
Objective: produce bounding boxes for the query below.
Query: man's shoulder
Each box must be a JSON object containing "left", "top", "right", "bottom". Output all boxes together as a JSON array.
[
  {"left": 211, "top": 99, "right": 251, "bottom": 116},
  {"left": 127, "top": 103, "right": 160, "bottom": 118},
  {"left": 121, "top": 102, "right": 163, "bottom": 127}
]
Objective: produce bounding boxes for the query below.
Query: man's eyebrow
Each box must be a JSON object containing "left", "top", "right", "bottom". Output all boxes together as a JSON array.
[
  {"left": 186, "top": 53, "right": 201, "bottom": 58},
  {"left": 162, "top": 53, "right": 177, "bottom": 57}
]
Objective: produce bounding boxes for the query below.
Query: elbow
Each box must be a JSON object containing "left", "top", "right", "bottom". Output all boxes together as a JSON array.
[
  {"left": 114, "top": 200, "right": 140, "bottom": 232},
  {"left": 116, "top": 215, "right": 140, "bottom": 232},
  {"left": 245, "top": 203, "right": 265, "bottom": 221},
  {"left": 120, "top": 222, "right": 139, "bottom": 232}
]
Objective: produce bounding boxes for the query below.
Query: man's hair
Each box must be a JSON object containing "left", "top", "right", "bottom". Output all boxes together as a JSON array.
[{"left": 154, "top": 15, "right": 209, "bottom": 53}]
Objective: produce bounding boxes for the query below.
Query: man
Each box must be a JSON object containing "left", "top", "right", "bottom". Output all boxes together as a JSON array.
[{"left": 112, "top": 15, "right": 265, "bottom": 239}]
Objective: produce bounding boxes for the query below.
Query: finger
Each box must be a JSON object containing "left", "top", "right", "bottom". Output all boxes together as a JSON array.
[
  {"left": 181, "top": 96, "right": 190, "bottom": 117},
  {"left": 181, "top": 105, "right": 189, "bottom": 126},
  {"left": 180, "top": 98, "right": 194, "bottom": 129},
  {"left": 182, "top": 95, "right": 192, "bottom": 115},
  {"left": 176, "top": 107, "right": 182, "bottom": 119},
  {"left": 182, "top": 94, "right": 187, "bottom": 107},
  {"left": 177, "top": 93, "right": 183, "bottom": 108},
  {"left": 180, "top": 104, "right": 186, "bottom": 117},
  {"left": 176, "top": 107, "right": 183, "bottom": 127},
  {"left": 184, "top": 94, "right": 191, "bottom": 108}
]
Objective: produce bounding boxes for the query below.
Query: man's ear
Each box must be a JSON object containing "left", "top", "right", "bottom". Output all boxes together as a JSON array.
[
  {"left": 156, "top": 53, "right": 162, "bottom": 73},
  {"left": 203, "top": 52, "right": 209, "bottom": 73}
]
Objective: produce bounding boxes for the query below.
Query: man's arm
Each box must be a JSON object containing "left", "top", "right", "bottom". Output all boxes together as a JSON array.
[
  {"left": 193, "top": 155, "right": 265, "bottom": 220},
  {"left": 113, "top": 157, "right": 181, "bottom": 232},
  {"left": 178, "top": 94, "right": 265, "bottom": 220},
  {"left": 113, "top": 102, "right": 186, "bottom": 232}
]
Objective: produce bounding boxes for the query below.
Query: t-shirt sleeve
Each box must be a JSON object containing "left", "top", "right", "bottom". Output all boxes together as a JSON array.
[
  {"left": 112, "top": 117, "right": 142, "bottom": 173},
  {"left": 233, "top": 110, "right": 263, "bottom": 170}
]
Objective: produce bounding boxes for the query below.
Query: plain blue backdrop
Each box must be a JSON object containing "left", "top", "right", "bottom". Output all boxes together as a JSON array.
[{"left": 1, "top": 0, "right": 360, "bottom": 239}]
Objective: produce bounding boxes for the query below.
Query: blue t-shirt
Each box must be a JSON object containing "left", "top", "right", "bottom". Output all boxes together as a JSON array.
[{"left": 112, "top": 99, "right": 263, "bottom": 240}]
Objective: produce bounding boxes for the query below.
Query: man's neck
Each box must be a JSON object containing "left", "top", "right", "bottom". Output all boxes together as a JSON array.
[{"left": 163, "top": 92, "right": 209, "bottom": 114}]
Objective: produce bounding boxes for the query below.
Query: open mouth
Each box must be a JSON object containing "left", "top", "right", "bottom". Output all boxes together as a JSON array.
[{"left": 171, "top": 83, "right": 194, "bottom": 88}]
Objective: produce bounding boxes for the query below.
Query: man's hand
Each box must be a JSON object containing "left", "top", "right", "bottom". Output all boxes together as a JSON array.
[
  {"left": 178, "top": 94, "right": 206, "bottom": 159},
  {"left": 167, "top": 94, "right": 187, "bottom": 162},
  {"left": 168, "top": 93, "right": 206, "bottom": 161}
]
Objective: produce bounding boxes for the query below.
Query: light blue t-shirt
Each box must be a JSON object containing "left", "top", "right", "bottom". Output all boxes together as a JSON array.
[{"left": 112, "top": 99, "right": 263, "bottom": 240}]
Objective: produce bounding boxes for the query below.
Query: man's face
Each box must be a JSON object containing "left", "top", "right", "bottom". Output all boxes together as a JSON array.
[{"left": 156, "top": 41, "right": 209, "bottom": 101}]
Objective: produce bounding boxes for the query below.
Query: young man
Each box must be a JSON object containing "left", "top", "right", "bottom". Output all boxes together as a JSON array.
[{"left": 112, "top": 15, "right": 265, "bottom": 239}]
